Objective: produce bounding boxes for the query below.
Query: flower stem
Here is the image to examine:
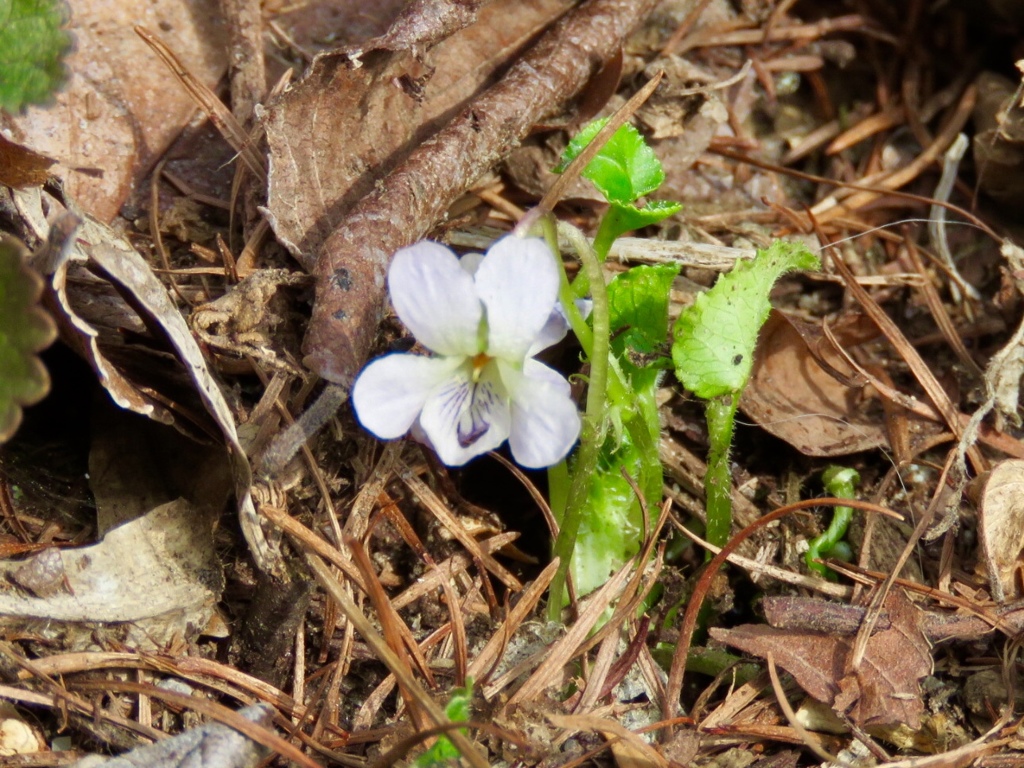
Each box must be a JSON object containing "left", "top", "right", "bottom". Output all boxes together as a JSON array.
[
  {"left": 548, "top": 223, "right": 611, "bottom": 620},
  {"left": 704, "top": 392, "right": 740, "bottom": 550},
  {"left": 569, "top": 213, "right": 617, "bottom": 298},
  {"left": 547, "top": 458, "right": 570, "bottom": 522}
]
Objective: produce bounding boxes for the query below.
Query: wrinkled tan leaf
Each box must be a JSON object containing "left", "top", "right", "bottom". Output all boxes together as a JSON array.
[
  {"left": 970, "top": 458, "right": 1024, "bottom": 602},
  {"left": 0, "top": 499, "right": 220, "bottom": 650},
  {"left": 15, "top": 188, "right": 277, "bottom": 573},
  {"left": 741, "top": 310, "right": 888, "bottom": 456},
  {"left": 713, "top": 589, "right": 932, "bottom": 729}
]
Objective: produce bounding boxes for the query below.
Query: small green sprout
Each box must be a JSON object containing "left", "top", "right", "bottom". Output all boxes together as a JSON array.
[
  {"left": 806, "top": 466, "right": 860, "bottom": 579},
  {"left": 671, "top": 241, "right": 820, "bottom": 548},
  {"left": 559, "top": 118, "right": 681, "bottom": 286},
  {"left": 415, "top": 682, "right": 472, "bottom": 767}
]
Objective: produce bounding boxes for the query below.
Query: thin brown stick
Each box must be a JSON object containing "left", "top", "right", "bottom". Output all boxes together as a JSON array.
[
  {"left": 135, "top": 27, "right": 267, "bottom": 185},
  {"left": 766, "top": 654, "right": 838, "bottom": 764},
  {"left": 346, "top": 536, "right": 437, "bottom": 695}
]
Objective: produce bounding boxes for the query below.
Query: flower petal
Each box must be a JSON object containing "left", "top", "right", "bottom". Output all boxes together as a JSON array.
[
  {"left": 389, "top": 241, "right": 482, "bottom": 356},
  {"left": 475, "top": 236, "right": 559, "bottom": 361},
  {"left": 528, "top": 297, "right": 594, "bottom": 356},
  {"left": 352, "top": 354, "right": 463, "bottom": 439},
  {"left": 459, "top": 252, "right": 484, "bottom": 276},
  {"left": 419, "top": 361, "right": 511, "bottom": 466},
  {"left": 499, "top": 360, "right": 580, "bottom": 468}
]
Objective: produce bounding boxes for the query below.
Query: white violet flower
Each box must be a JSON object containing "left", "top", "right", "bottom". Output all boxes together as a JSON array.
[{"left": 351, "top": 236, "right": 582, "bottom": 468}]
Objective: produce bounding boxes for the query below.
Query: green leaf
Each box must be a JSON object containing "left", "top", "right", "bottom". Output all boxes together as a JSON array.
[
  {"left": 0, "top": 0, "right": 72, "bottom": 112},
  {"left": 415, "top": 682, "right": 472, "bottom": 767},
  {"left": 567, "top": 263, "right": 680, "bottom": 597},
  {"left": 608, "top": 262, "right": 679, "bottom": 382},
  {"left": 558, "top": 118, "right": 666, "bottom": 205},
  {"left": 0, "top": 237, "right": 56, "bottom": 443},
  {"left": 598, "top": 200, "right": 683, "bottom": 248},
  {"left": 573, "top": 428, "right": 646, "bottom": 597},
  {"left": 671, "top": 240, "right": 819, "bottom": 400}
]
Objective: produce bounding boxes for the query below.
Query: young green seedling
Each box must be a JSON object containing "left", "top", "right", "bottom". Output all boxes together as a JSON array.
[
  {"left": 671, "top": 241, "right": 820, "bottom": 548},
  {"left": 415, "top": 681, "right": 473, "bottom": 767},
  {"left": 547, "top": 119, "right": 680, "bottom": 617},
  {"left": 806, "top": 465, "right": 859, "bottom": 579},
  {"left": 557, "top": 117, "right": 681, "bottom": 277}
]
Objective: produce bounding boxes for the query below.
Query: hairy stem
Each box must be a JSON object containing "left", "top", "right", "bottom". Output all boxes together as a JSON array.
[
  {"left": 704, "top": 392, "right": 739, "bottom": 549},
  {"left": 548, "top": 223, "right": 611, "bottom": 619}
]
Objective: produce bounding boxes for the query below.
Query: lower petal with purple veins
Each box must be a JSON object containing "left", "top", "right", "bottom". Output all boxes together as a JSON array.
[{"left": 419, "top": 363, "right": 511, "bottom": 466}]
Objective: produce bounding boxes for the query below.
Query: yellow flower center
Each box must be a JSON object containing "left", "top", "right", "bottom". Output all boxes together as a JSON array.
[{"left": 471, "top": 352, "right": 491, "bottom": 382}]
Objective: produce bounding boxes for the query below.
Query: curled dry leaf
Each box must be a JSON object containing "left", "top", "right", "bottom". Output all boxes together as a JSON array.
[
  {"left": 970, "top": 458, "right": 1024, "bottom": 603},
  {"left": 713, "top": 589, "right": 932, "bottom": 729},
  {"left": 0, "top": 235, "right": 56, "bottom": 444},
  {"left": 14, "top": 190, "right": 277, "bottom": 573},
  {"left": 741, "top": 310, "right": 888, "bottom": 456}
]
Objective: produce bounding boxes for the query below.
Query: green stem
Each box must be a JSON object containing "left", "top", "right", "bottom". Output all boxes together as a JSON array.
[
  {"left": 547, "top": 459, "right": 570, "bottom": 523},
  {"left": 704, "top": 393, "right": 740, "bottom": 550},
  {"left": 806, "top": 466, "right": 859, "bottom": 578},
  {"left": 548, "top": 223, "right": 611, "bottom": 620},
  {"left": 570, "top": 214, "right": 618, "bottom": 298}
]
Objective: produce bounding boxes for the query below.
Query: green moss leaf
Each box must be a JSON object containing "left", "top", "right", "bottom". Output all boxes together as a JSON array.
[
  {"left": 672, "top": 240, "right": 819, "bottom": 400},
  {"left": 0, "top": 0, "right": 72, "bottom": 112},
  {"left": 0, "top": 237, "right": 56, "bottom": 443}
]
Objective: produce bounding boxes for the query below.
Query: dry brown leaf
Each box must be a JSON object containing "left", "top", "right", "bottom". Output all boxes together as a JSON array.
[
  {"left": 970, "top": 458, "right": 1024, "bottom": 602},
  {"left": 14, "top": 189, "right": 277, "bottom": 573},
  {"left": 973, "top": 71, "right": 1024, "bottom": 207},
  {"left": 0, "top": 135, "right": 55, "bottom": 189},
  {"left": 741, "top": 310, "right": 889, "bottom": 456},
  {"left": 1, "top": 0, "right": 228, "bottom": 222},
  {"left": 262, "top": 0, "right": 572, "bottom": 267},
  {"left": 712, "top": 589, "right": 932, "bottom": 729}
]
